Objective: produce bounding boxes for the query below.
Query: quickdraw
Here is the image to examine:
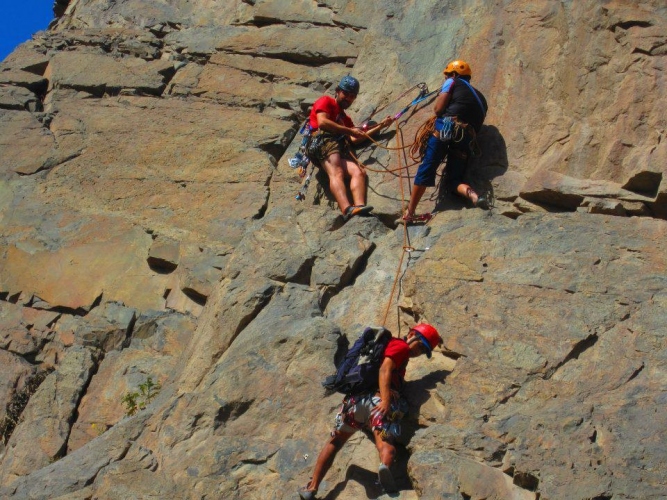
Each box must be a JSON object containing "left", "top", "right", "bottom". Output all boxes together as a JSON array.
[
  {"left": 392, "top": 83, "right": 437, "bottom": 121},
  {"left": 288, "top": 120, "right": 312, "bottom": 176},
  {"left": 361, "top": 82, "right": 434, "bottom": 125},
  {"left": 438, "top": 116, "right": 466, "bottom": 143},
  {"left": 287, "top": 120, "right": 316, "bottom": 201},
  {"left": 295, "top": 162, "right": 316, "bottom": 201}
]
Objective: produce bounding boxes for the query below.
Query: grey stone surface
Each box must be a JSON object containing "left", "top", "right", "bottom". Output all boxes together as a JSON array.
[
  {"left": 0, "top": 345, "right": 98, "bottom": 485},
  {"left": 45, "top": 51, "right": 174, "bottom": 97},
  {"left": 0, "top": 412, "right": 151, "bottom": 500},
  {"left": 73, "top": 302, "right": 136, "bottom": 351},
  {"left": 0, "top": 350, "right": 34, "bottom": 429}
]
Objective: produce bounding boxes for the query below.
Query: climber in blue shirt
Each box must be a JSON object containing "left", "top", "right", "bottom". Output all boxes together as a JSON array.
[{"left": 403, "top": 60, "right": 489, "bottom": 223}]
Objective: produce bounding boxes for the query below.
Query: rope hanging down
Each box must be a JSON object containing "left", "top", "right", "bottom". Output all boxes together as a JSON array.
[
  {"left": 380, "top": 119, "right": 424, "bottom": 329},
  {"left": 349, "top": 86, "right": 438, "bottom": 176},
  {"left": 288, "top": 84, "right": 438, "bottom": 329},
  {"left": 356, "top": 88, "right": 441, "bottom": 329},
  {"left": 285, "top": 82, "right": 442, "bottom": 331}
]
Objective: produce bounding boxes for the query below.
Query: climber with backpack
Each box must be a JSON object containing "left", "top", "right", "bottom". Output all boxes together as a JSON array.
[
  {"left": 306, "top": 75, "right": 394, "bottom": 222},
  {"left": 297, "top": 323, "right": 442, "bottom": 499},
  {"left": 404, "top": 60, "right": 489, "bottom": 223}
]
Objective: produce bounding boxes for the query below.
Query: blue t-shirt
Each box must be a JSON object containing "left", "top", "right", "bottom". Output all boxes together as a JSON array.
[{"left": 436, "top": 77, "right": 488, "bottom": 132}]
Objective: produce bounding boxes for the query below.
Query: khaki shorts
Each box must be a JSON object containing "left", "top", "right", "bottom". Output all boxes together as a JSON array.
[{"left": 307, "top": 131, "right": 352, "bottom": 165}]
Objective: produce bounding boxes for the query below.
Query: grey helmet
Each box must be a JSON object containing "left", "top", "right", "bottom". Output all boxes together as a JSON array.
[{"left": 338, "top": 75, "right": 360, "bottom": 95}]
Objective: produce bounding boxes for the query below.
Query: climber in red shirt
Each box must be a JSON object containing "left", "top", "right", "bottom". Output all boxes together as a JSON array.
[
  {"left": 298, "top": 324, "right": 442, "bottom": 499},
  {"left": 307, "top": 75, "right": 393, "bottom": 221}
]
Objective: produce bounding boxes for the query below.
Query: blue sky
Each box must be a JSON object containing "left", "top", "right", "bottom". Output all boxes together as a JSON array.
[{"left": 1, "top": 0, "right": 55, "bottom": 62}]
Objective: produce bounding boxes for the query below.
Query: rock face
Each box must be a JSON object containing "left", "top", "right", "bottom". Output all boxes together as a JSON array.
[{"left": 0, "top": 1, "right": 666, "bottom": 499}]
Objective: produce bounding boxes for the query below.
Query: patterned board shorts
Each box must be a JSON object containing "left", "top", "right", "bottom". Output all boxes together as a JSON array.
[{"left": 334, "top": 392, "right": 409, "bottom": 442}]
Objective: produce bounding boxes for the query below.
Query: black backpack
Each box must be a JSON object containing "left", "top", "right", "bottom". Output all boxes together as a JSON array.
[{"left": 322, "top": 326, "right": 392, "bottom": 395}]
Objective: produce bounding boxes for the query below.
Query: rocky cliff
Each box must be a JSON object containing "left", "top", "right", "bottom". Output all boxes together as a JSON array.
[{"left": 1, "top": 1, "right": 666, "bottom": 499}]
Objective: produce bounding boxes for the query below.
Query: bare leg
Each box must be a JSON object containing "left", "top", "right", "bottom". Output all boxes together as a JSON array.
[
  {"left": 406, "top": 184, "right": 427, "bottom": 216},
  {"left": 344, "top": 159, "right": 368, "bottom": 207},
  {"left": 306, "top": 430, "right": 354, "bottom": 492},
  {"left": 372, "top": 429, "right": 396, "bottom": 467},
  {"left": 322, "top": 154, "right": 353, "bottom": 214},
  {"left": 373, "top": 429, "right": 399, "bottom": 492},
  {"left": 457, "top": 183, "right": 479, "bottom": 205}
]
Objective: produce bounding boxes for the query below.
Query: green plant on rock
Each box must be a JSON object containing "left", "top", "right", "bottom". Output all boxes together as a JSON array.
[{"left": 121, "top": 376, "right": 161, "bottom": 416}]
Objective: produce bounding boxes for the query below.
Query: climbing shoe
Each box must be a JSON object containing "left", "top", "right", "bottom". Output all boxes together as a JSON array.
[
  {"left": 378, "top": 463, "right": 398, "bottom": 493},
  {"left": 297, "top": 486, "right": 317, "bottom": 500},
  {"left": 475, "top": 196, "right": 490, "bottom": 210},
  {"left": 343, "top": 205, "right": 374, "bottom": 222},
  {"left": 402, "top": 212, "right": 433, "bottom": 224}
]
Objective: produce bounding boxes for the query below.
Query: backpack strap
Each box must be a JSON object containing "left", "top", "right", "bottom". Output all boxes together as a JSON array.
[{"left": 456, "top": 78, "right": 486, "bottom": 117}]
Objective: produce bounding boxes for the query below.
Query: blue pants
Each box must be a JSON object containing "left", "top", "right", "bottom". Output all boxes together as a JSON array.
[{"left": 414, "top": 133, "right": 472, "bottom": 190}]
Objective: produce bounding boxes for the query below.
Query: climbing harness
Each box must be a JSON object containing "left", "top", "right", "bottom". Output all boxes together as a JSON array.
[
  {"left": 372, "top": 395, "right": 409, "bottom": 441},
  {"left": 334, "top": 392, "right": 408, "bottom": 441}
]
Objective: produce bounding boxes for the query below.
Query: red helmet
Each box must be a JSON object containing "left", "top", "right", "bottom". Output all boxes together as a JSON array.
[{"left": 411, "top": 323, "right": 441, "bottom": 358}]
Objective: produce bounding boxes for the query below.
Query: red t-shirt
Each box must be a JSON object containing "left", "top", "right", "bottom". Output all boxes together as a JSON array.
[
  {"left": 382, "top": 337, "right": 411, "bottom": 389},
  {"left": 309, "top": 95, "right": 354, "bottom": 131}
]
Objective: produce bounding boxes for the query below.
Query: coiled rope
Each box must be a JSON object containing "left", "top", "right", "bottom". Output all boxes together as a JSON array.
[{"left": 350, "top": 115, "right": 436, "bottom": 177}]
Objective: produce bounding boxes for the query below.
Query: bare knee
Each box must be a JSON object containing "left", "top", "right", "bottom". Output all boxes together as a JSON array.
[
  {"left": 350, "top": 165, "right": 366, "bottom": 181},
  {"left": 325, "top": 163, "right": 346, "bottom": 183}
]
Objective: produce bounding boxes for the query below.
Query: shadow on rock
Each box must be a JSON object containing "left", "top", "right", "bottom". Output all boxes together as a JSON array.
[
  {"left": 401, "top": 368, "right": 451, "bottom": 442},
  {"left": 322, "top": 463, "right": 389, "bottom": 500},
  {"left": 435, "top": 124, "right": 508, "bottom": 211}
]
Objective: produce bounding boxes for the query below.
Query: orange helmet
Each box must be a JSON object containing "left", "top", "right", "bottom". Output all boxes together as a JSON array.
[
  {"left": 411, "top": 323, "right": 441, "bottom": 358},
  {"left": 443, "top": 60, "right": 472, "bottom": 77}
]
